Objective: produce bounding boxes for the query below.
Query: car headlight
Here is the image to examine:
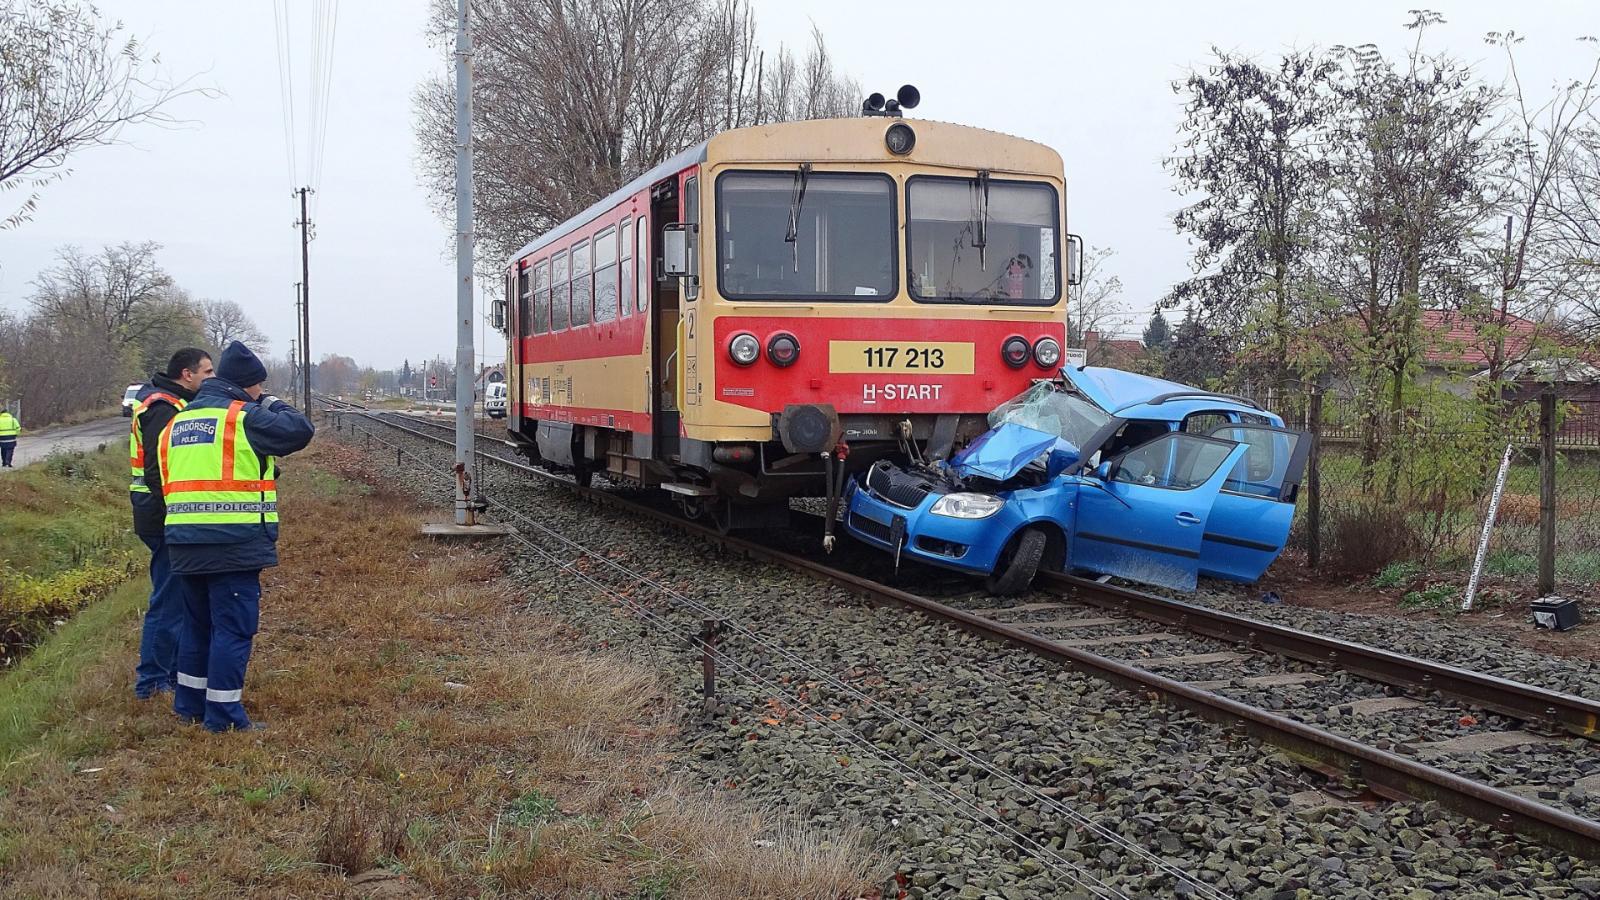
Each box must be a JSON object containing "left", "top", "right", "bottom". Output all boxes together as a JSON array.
[
  {"left": 729, "top": 332, "right": 760, "bottom": 366},
  {"left": 1034, "top": 336, "right": 1061, "bottom": 368},
  {"left": 929, "top": 492, "right": 1005, "bottom": 519}
]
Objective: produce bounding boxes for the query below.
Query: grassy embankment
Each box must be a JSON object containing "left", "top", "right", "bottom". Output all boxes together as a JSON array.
[
  {"left": 0, "top": 447, "right": 142, "bottom": 671},
  {"left": 0, "top": 442, "right": 881, "bottom": 897}
]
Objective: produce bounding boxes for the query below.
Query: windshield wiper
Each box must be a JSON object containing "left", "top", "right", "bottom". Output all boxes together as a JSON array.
[
  {"left": 785, "top": 162, "right": 812, "bottom": 272},
  {"left": 973, "top": 169, "right": 990, "bottom": 271}
]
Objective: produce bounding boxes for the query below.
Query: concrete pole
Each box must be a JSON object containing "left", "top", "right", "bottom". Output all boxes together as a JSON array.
[{"left": 453, "top": 0, "right": 475, "bottom": 525}]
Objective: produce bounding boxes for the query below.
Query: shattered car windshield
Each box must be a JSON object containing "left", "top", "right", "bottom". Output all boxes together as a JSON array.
[{"left": 986, "top": 380, "right": 1110, "bottom": 447}]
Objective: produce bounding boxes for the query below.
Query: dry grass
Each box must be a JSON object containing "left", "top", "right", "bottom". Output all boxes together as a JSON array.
[{"left": 0, "top": 442, "right": 882, "bottom": 898}]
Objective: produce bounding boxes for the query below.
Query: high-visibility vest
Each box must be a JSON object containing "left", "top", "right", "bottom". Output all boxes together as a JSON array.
[
  {"left": 158, "top": 400, "right": 278, "bottom": 538},
  {"left": 129, "top": 391, "right": 185, "bottom": 494},
  {"left": 0, "top": 413, "right": 18, "bottom": 439}
]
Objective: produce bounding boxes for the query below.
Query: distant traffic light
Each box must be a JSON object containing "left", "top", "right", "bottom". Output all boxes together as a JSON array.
[{"left": 429, "top": 374, "right": 438, "bottom": 387}]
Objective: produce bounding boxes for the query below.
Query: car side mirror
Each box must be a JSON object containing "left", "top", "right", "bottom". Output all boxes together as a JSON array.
[{"left": 1093, "top": 460, "right": 1114, "bottom": 481}]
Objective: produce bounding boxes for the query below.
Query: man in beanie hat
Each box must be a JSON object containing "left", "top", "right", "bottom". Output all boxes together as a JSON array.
[{"left": 158, "top": 341, "right": 314, "bottom": 731}]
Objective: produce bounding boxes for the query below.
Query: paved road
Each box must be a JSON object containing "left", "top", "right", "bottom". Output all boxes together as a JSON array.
[{"left": 1, "top": 417, "right": 127, "bottom": 470}]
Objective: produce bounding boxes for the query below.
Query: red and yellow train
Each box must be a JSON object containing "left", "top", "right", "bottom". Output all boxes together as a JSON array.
[{"left": 497, "top": 97, "right": 1079, "bottom": 532}]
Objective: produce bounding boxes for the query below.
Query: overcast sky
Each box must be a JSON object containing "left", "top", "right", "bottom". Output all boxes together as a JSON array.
[{"left": 1, "top": 0, "right": 1594, "bottom": 370}]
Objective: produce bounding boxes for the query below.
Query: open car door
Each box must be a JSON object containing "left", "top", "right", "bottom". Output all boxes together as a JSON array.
[
  {"left": 1200, "top": 424, "right": 1309, "bottom": 582},
  {"left": 1071, "top": 433, "right": 1247, "bottom": 592}
]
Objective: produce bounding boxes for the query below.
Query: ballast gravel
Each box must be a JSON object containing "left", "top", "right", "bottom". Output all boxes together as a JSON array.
[{"left": 329, "top": 419, "right": 1599, "bottom": 899}]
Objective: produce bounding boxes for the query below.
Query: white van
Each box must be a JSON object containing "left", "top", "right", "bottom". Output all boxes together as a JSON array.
[{"left": 484, "top": 382, "right": 508, "bottom": 419}]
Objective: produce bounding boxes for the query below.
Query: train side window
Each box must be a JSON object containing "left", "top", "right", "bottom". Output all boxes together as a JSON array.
[
  {"left": 570, "top": 240, "right": 592, "bottom": 327},
  {"left": 533, "top": 260, "right": 550, "bottom": 334},
  {"left": 636, "top": 215, "right": 649, "bottom": 313},
  {"left": 683, "top": 176, "right": 699, "bottom": 301},
  {"left": 594, "top": 226, "right": 618, "bottom": 323},
  {"left": 517, "top": 266, "right": 532, "bottom": 336},
  {"left": 550, "top": 250, "right": 570, "bottom": 331},
  {"left": 619, "top": 219, "right": 634, "bottom": 317}
]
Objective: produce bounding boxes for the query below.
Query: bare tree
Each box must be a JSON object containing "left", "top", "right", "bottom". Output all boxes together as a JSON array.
[
  {"left": 414, "top": 0, "right": 860, "bottom": 264},
  {"left": 0, "top": 1, "right": 205, "bottom": 228},
  {"left": 201, "top": 298, "right": 269, "bottom": 355},
  {"left": 1452, "top": 33, "right": 1600, "bottom": 394},
  {"left": 1067, "top": 246, "right": 1132, "bottom": 362}
]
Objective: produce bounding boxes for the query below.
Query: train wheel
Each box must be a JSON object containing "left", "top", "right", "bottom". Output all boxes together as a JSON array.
[{"left": 985, "top": 527, "right": 1046, "bottom": 596}]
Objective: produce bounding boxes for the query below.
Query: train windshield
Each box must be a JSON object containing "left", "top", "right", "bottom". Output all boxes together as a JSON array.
[
  {"left": 907, "top": 176, "right": 1060, "bottom": 305},
  {"left": 715, "top": 171, "right": 895, "bottom": 301}
]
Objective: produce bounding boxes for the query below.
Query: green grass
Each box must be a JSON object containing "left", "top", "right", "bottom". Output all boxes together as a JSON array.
[
  {"left": 0, "top": 447, "right": 140, "bottom": 577},
  {"left": 0, "top": 578, "right": 145, "bottom": 772}
]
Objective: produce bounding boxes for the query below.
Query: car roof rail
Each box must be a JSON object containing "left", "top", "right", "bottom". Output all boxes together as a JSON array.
[{"left": 1118, "top": 390, "right": 1263, "bottom": 412}]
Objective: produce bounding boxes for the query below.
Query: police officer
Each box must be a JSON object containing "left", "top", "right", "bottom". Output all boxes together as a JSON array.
[
  {"left": 0, "top": 407, "right": 19, "bottom": 467},
  {"left": 130, "top": 348, "right": 214, "bottom": 699},
  {"left": 159, "top": 341, "right": 314, "bottom": 731}
]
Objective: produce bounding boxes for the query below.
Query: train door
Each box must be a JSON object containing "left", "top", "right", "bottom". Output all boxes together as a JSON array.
[{"left": 649, "top": 176, "right": 682, "bottom": 459}]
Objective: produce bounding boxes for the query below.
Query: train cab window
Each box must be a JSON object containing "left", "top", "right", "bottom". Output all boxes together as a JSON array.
[
  {"left": 517, "top": 266, "right": 532, "bottom": 335},
  {"left": 635, "top": 215, "right": 649, "bottom": 313},
  {"left": 619, "top": 219, "right": 634, "bottom": 317},
  {"left": 570, "top": 240, "right": 592, "bottom": 327},
  {"left": 532, "top": 260, "right": 550, "bottom": 334},
  {"left": 907, "top": 176, "right": 1060, "bottom": 305},
  {"left": 714, "top": 171, "right": 895, "bottom": 301},
  {"left": 594, "top": 227, "right": 618, "bottom": 322},
  {"left": 550, "top": 251, "right": 570, "bottom": 331},
  {"left": 684, "top": 176, "right": 700, "bottom": 301}
]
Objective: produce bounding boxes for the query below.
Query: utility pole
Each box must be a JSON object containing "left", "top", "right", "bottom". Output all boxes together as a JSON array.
[
  {"left": 295, "top": 188, "right": 313, "bottom": 410},
  {"left": 452, "top": 0, "right": 476, "bottom": 524},
  {"left": 421, "top": 0, "right": 507, "bottom": 538},
  {"left": 293, "top": 281, "right": 304, "bottom": 402}
]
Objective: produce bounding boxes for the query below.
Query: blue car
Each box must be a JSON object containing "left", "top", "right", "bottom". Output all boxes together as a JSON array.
[{"left": 844, "top": 367, "right": 1308, "bottom": 594}]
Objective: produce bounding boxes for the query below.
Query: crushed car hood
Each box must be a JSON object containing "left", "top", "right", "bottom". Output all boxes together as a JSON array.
[{"left": 948, "top": 423, "right": 1065, "bottom": 482}]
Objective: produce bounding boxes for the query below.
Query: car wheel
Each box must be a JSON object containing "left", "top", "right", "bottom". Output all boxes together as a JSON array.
[{"left": 985, "top": 526, "right": 1046, "bottom": 596}]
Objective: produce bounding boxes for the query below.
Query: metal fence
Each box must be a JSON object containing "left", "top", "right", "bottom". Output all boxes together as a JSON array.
[{"left": 1262, "top": 387, "right": 1600, "bottom": 593}]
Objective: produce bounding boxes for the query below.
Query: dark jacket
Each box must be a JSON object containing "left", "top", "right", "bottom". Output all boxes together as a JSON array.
[
  {"left": 166, "top": 377, "right": 316, "bottom": 575},
  {"left": 131, "top": 374, "right": 199, "bottom": 537}
]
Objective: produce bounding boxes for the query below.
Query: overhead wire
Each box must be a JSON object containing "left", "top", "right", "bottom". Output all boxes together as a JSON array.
[
  {"left": 335, "top": 411, "right": 1233, "bottom": 900},
  {"left": 271, "top": 0, "right": 299, "bottom": 188}
]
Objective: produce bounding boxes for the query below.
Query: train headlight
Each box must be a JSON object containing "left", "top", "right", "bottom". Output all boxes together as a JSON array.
[
  {"left": 729, "top": 332, "right": 760, "bottom": 366},
  {"left": 930, "top": 492, "right": 1004, "bottom": 519},
  {"left": 1001, "top": 336, "right": 1030, "bottom": 369},
  {"left": 1033, "top": 336, "right": 1062, "bottom": 368},
  {"left": 885, "top": 122, "right": 916, "bottom": 155},
  {"left": 767, "top": 332, "right": 801, "bottom": 368}
]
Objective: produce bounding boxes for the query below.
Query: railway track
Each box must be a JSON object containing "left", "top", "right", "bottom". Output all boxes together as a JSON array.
[{"left": 320, "top": 398, "right": 1600, "bottom": 861}]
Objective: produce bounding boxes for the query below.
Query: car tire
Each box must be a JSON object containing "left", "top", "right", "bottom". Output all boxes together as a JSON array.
[{"left": 986, "top": 526, "right": 1046, "bottom": 596}]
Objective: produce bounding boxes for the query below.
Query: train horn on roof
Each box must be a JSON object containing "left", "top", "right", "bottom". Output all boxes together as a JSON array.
[{"left": 866, "top": 85, "right": 920, "bottom": 118}]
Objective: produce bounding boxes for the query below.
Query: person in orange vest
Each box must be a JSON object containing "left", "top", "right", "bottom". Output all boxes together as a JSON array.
[{"left": 130, "top": 348, "right": 214, "bottom": 698}]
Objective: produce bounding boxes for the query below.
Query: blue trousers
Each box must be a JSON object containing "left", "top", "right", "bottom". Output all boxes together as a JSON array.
[
  {"left": 134, "top": 534, "right": 183, "bottom": 698},
  {"left": 174, "top": 570, "right": 261, "bottom": 732},
  {"left": 0, "top": 439, "right": 14, "bottom": 466}
]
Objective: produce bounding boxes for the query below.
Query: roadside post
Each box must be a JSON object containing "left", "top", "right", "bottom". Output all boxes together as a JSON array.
[
  {"left": 1306, "top": 388, "right": 1322, "bottom": 570},
  {"left": 1538, "top": 390, "right": 1556, "bottom": 597}
]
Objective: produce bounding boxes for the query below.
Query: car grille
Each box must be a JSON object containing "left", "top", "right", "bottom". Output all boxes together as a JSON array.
[
  {"left": 865, "top": 463, "right": 932, "bottom": 509},
  {"left": 849, "top": 512, "right": 894, "bottom": 543}
]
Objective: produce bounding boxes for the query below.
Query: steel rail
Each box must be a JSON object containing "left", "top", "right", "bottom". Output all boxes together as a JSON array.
[
  {"left": 1042, "top": 572, "right": 1600, "bottom": 742},
  {"left": 322, "top": 399, "right": 1600, "bottom": 860}
]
